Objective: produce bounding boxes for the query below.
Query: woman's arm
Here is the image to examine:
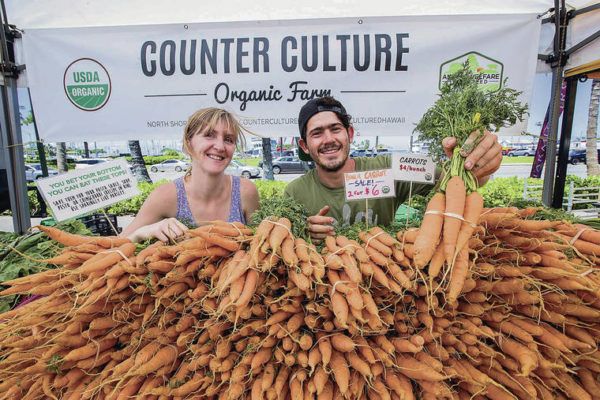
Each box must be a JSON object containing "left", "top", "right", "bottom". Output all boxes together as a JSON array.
[
  {"left": 240, "top": 178, "right": 260, "bottom": 223},
  {"left": 120, "top": 183, "right": 186, "bottom": 242}
]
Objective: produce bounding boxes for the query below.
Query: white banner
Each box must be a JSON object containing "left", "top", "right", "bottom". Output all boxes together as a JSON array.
[
  {"left": 37, "top": 160, "right": 140, "bottom": 221},
  {"left": 21, "top": 14, "right": 540, "bottom": 141}
]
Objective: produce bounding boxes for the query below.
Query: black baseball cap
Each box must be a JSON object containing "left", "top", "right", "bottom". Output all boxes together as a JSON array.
[{"left": 297, "top": 97, "right": 349, "bottom": 161}]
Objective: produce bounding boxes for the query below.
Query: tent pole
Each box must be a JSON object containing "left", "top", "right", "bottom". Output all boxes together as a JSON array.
[
  {"left": 552, "top": 77, "right": 577, "bottom": 208},
  {"left": 542, "top": 0, "right": 568, "bottom": 206},
  {"left": 0, "top": 0, "right": 29, "bottom": 233}
]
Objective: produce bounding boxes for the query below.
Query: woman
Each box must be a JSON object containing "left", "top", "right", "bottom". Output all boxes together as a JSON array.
[{"left": 122, "top": 108, "right": 259, "bottom": 243}]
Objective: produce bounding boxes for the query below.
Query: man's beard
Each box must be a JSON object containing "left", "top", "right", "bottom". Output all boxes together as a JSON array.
[{"left": 313, "top": 147, "right": 349, "bottom": 172}]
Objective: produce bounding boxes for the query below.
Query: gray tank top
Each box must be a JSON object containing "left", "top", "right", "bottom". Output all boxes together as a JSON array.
[{"left": 174, "top": 175, "right": 245, "bottom": 227}]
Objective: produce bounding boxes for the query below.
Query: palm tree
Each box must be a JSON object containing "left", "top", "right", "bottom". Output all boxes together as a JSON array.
[
  {"left": 56, "top": 142, "right": 68, "bottom": 173},
  {"left": 128, "top": 140, "right": 152, "bottom": 183},
  {"left": 586, "top": 79, "right": 600, "bottom": 176}
]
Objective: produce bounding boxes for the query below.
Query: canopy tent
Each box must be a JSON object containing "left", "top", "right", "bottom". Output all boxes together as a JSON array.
[{"left": 1, "top": 0, "right": 599, "bottom": 233}]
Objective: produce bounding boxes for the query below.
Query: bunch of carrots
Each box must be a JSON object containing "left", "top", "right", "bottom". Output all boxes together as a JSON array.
[{"left": 0, "top": 210, "right": 598, "bottom": 399}]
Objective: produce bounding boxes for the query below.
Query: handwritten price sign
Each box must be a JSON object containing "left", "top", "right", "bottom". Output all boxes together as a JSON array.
[
  {"left": 392, "top": 153, "right": 435, "bottom": 184},
  {"left": 344, "top": 169, "right": 395, "bottom": 201}
]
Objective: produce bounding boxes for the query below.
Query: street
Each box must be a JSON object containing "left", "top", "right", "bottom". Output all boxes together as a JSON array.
[{"left": 150, "top": 162, "right": 589, "bottom": 183}]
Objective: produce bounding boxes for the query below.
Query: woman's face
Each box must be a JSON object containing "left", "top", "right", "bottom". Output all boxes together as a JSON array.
[{"left": 188, "top": 119, "right": 237, "bottom": 175}]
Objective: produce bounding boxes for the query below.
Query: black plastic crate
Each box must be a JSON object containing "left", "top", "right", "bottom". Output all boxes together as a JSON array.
[{"left": 79, "top": 214, "right": 121, "bottom": 236}]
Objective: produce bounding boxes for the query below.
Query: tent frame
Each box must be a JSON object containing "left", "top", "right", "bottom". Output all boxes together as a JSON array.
[
  {"left": 0, "top": 0, "right": 29, "bottom": 233},
  {"left": 541, "top": 0, "right": 600, "bottom": 207}
]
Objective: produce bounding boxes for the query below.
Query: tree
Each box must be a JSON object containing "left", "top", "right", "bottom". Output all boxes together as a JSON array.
[
  {"left": 586, "top": 79, "right": 600, "bottom": 176},
  {"left": 56, "top": 142, "right": 68, "bottom": 173},
  {"left": 128, "top": 140, "right": 152, "bottom": 183}
]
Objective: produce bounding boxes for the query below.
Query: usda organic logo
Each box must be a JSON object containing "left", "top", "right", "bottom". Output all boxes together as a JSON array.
[{"left": 63, "top": 58, "right": 111, "bottom": 111}]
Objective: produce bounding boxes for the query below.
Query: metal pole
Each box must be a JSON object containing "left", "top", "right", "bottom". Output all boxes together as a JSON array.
[
  {"left": 0, "top": 0, "right": 30, "bottom": 233},
  {"left": 552, "top": 77, "right": 577, "bottom": 208},
  {"left": 542, "top": 0, "right": 568, "bottom": 206},
  {"left": 26, "top": 88, "right": 48, "bottom": 177}
]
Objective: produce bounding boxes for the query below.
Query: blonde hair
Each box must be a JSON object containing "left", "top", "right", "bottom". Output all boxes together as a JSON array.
[{"left": 182, "top": 107, "right": 248, "bottom": 156}]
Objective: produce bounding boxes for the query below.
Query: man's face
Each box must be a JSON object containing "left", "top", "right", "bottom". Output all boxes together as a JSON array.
[{"left": 299, "top": 111, "right": 354, "bottom": 172}]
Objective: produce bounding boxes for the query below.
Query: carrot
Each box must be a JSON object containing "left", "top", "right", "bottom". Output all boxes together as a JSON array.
[
  {"left": 235, "top": 269, "right": 259, "bottom": 309},
  {"left": 442, "top": 176, "right": 466, "bottom": 265},
  {"left": 330, "top": 290, "right": 349, "bottom": 328},
  {"left": 395, "top": 354, "right": 445, "bottom": 381},
  {"left": 369, "top": 227, "right": 398, "bottom": 247},
  {"left": 359, "top": 232, "right": 392, "bottom": 257},
  {"left": 63, "top": 337, "right": 118, "bottom": 362},
  {"left": 413, "top": 193, "right": 445, "bottom": 268},
  {"left": 131, "top": 345, "right": 179, "bottom": 375},
  {"left": 74, "top": 242, "right": 137, "bottom": 276},
  {"left": 268, "top": 217, "right": 292, "bottom": 255},
  {"left": 195, "top": 230, "right": 240, "bottom": 252},
  {"left": 329, "top": 350, "right": 350, "bottom": 395},
  {"left": 453, "top": 191, "right": 483, "bottom": 257},
  {"left": 330, "top": 333, "right": 356, "bottom": 352},
  {"left": 281, "top": 236, "right": 299, "bottom": 266},
  {"left": 37, "top": 225, "right": 131, "bottom": 247},
  {"left": 446, "top": 244, "right": 469, "bottom": 306}
]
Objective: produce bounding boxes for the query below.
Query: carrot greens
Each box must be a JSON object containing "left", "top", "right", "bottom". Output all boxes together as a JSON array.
[{"left": 414, "top": 62, "right": 528, "bottom": 193}]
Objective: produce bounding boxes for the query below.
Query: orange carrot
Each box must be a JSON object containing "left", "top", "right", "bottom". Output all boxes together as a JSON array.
[
  {"left": 446, "top": 244, "right": 469, "bottom": 306},
  {"left": 453, "top": 191, "right": 483, "bottom": 259},
  {"left": 443, "top": 176, "right": 466, "bottom": 265},
  {"left": 413, "top": 193, "right": 445, "bottom": 268}
]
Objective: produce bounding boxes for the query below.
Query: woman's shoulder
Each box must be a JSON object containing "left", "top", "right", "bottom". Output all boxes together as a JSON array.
[
  {"left": 238, "top": 177, "right": 259, "bottom": 197},
  {"left": 147, "top": 180, "right": 178, "bottom": 202}
]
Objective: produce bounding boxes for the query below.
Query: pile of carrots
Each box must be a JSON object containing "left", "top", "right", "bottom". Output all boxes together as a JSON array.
[{"left": 0, "top": 211, "right": 599, "bottom": 399}]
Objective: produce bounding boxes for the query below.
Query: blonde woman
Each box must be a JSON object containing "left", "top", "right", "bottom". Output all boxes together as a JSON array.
[{"left": 122, "top": 108, "right": 259, "bottom": 243}]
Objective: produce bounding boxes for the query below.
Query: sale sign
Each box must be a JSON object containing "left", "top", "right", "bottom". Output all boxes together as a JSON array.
[{"left": 344, "top": 169, "right": 395, "bottom": 201}]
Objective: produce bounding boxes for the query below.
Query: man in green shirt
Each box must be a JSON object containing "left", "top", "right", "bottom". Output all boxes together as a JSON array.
[{"left": 284, "top": 96, "right": 502, "bottom": 243}]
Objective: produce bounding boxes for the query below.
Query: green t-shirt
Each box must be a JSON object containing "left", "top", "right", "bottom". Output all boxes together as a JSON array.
[{"left": 283, "top": 155, "right": 434, "bottom": 227}]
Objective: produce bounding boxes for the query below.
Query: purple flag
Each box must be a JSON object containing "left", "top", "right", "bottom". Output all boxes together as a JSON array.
[{"left": 530, "top": 80, "right": 567, "bottom": 178}]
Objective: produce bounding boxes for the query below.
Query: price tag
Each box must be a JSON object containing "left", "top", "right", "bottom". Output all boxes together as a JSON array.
[
  {"left": 37, "top": 159, "right": 140, "bottom": 221},
  {"left": 344, "top": 168, "right": 395, "bottom": 201},
  {"left": 392, "top": 153, "right": 435, "bottom": 183}
]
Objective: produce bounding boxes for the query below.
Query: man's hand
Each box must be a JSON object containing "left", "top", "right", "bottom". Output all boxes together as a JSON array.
[
  {"left": 307, "top": 206, "right": 335, "bottom": 244},
  {"left": 128, "top": 217, "right": 188, "bottom": 243},
  {"left": 442, "top": 130, "right": 502, "bottom": 185}
]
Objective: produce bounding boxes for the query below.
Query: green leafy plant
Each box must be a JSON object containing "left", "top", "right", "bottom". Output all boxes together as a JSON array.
[{"left": 250, "top": 196, "right": 308, "bottom": 239}]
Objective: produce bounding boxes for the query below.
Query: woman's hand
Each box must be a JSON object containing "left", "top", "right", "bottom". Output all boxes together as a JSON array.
[{"left": 127, "top": 217, "right": 189, "bottom": 243}]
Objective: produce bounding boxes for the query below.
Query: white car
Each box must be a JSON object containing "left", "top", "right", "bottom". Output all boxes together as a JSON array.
[
  {"left": 74, "top": 158, "right": 109, "bottom": 169},
  {"left": 25, "top": 164, "right": 59, "bottom": 182},
  {"left": 149, "top": 159, "right": 190, "bottom": 172},
  {"left": 225, "top": 160, "right": 261, "bottom": 179}
]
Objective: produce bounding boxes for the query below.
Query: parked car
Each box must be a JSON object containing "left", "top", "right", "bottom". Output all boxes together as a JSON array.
[
  {"left": 507, "top": 148, "right": 535, "bottom": 157},
  {"left": 74, "top": 158, "right": 109, "bottom": 169},
  {"left": 25, "top": 164, "right": 59, "bottom": 182},
  {"left": 259, "top": 157, "right": 313, "bottom": 174},
  {"left": 149, "top": 159, "right": 190, "bottom": 172},
  {"left": 225, "top": 160, "right": 261, "bottom": 179},
  {"left": 568, "top": 149, "right": 600, "bottom": 165}
]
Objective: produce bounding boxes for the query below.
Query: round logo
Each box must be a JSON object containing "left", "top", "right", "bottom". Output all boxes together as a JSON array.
[
  {"left": 382, "top": 186, "right": 390, "bottom": 194},
  {"left": 63, "top": 58, "right": 111, "bottom": 111},
  {"left": 425, "top": 173, "right": 432, "bottom": 181}
]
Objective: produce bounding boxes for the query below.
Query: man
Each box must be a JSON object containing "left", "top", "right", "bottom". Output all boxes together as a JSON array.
[{"left": 284, "top": 96, "right": 503, "bottom": 243}]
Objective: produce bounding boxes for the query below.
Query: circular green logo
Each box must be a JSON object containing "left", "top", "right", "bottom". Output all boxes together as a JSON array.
[
  {"left": 382, "top": 186, "right": 390, "bottom": 194},
  {"left": 64, "top": 58, "right": 111, "bottom": 111}
]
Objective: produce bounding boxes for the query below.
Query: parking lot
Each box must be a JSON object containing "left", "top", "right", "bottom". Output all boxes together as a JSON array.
[{"left": 150, "top": 161, "right": 588, "bottom": 183}]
